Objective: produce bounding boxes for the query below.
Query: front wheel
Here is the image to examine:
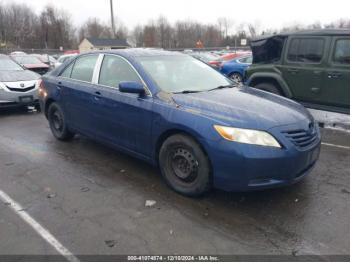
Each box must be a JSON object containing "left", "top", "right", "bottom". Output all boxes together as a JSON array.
[
  {"left": 229, "top": 72, "right": 243, "bottom": 84},
  {"left": 159, "top": 134, "right": 211, "bottom": 197},
  {"left": 48, "top": 102, "right": 75, "bottom": 141},
  {"left": 254, "top": 82, "right": 282, "bottom": 95}
]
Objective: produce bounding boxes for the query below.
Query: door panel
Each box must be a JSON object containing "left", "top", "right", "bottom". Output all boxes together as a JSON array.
[
  {"left": 279, "top": 36, "right": 330, "bottom": 103},
  {"left": 91, "top": 86, "right": 153, "bottom": 156},
  {"left": 58, "top": 54, "right": 99, "bottom": 135},
  {"left": 63, "top": 79, "right": 97, "bottom": 134},
  {"left": 321, "top": 37, "right": 350, "bottom": 108},
  {"left": 92, "top": 55, "right": 154, "bottom": 157}
]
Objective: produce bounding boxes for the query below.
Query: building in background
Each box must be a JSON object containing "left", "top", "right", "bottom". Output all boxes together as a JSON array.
[{"left": 79, "top": 38, "right": 130, "bottom": 53}]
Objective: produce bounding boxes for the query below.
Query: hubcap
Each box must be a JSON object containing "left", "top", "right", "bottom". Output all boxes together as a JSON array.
[
  {"left": 52, "top": 110, "right": 63, "bottom": 132},
  {"left": 230, "top": 73, "right": 242, "bottom": 84},
  {"left": 171, "top": 148, "right": 198, "bottom": 182}
]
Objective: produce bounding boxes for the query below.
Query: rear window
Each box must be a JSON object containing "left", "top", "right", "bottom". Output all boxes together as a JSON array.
[
  {"left": 287, "top": 38, "right": 324, "bottom": 63},
  {"left": 333, "top": 39, "right": 350, "bottom": 65},
  {"left": 70, "top": 55, "right": 98, "bottom": 82}
]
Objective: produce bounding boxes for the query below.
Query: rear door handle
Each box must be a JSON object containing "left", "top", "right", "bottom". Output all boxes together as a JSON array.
[
  {"left": 328, "top": 72, "right": 342, "bottom": 78},
  {"left": 94, "top": 91, "right": 102, "bottom": 101},
  {"left": 57, "top": 81, "right": 63, "bottom": 90}
]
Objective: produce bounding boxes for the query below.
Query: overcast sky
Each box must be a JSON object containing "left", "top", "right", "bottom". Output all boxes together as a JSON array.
[{"left": 3, "top": 0, "right": 350, "bottom": 32}]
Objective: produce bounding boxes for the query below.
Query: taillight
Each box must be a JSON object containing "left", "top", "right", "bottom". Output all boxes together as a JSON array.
[{"left": 38, "top": 79, "right": 47, "bottom": 98}]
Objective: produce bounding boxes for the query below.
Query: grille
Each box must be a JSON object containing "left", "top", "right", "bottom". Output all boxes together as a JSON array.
[
  {"left": 282, "top": 127, "right": 318, "bottom": 149},
  {"left": 6, "top": 85, "right": 36, "bottom": 92}
]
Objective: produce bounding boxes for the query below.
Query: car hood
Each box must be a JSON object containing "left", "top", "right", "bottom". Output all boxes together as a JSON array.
[
  {"left": 172, "top": 87, "right": 313, "bottom": 130},
  {"left": 0, "top": 70, "right": 40, "bottom": 82}
]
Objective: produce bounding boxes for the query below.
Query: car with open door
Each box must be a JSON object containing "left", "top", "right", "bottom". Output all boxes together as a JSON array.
[
  {"left": 246, "top": 29, "right": 350, "bottom": 114},
  {"left": 11, "top": 55, "right": 50, "bottom": 75}
]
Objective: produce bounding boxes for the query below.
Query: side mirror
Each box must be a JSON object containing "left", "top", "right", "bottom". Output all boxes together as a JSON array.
[{"left": 119, "top": 81, "right": 145, "bottom": 95}]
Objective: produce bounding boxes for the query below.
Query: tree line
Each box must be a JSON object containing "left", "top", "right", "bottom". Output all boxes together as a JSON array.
[{"left": 1, "top": 2, "right": 350, "bottom": 50}]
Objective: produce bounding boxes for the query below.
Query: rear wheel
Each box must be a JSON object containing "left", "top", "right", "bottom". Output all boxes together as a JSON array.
[
  {"left": 254, "top": 82, "right": 282, "bottom": 95},
  {"left": 48, "top": 102, "right": 75, "bottom": 141},
  {"left": 159, "top": 134, "right": 211, "bottom": 197}
]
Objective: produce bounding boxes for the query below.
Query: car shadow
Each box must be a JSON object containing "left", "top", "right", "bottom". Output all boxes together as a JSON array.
[
  {"left": 50, "top": 134, "right": 314, "bottom": 244},
  {"left": 0, "top": 106, "right": 40, "bottom": 117}
]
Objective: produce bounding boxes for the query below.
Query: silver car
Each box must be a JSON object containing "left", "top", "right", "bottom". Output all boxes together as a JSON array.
[{"left": 0, "top": 55, "right": 40, "bottom": 109}]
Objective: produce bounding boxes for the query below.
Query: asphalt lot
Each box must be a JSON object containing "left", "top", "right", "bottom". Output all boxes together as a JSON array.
[{"left": 0, "top": 109, "right": 349, "bottom": 257}]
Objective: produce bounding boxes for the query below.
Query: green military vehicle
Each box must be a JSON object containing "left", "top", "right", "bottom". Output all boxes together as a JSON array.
[{"left": 245, "top": 30, "right": 350, "bottom": 114}]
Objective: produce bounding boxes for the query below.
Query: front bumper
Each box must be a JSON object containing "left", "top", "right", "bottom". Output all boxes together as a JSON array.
[
  {"left": 204, "top": 122, "right": 321, "bottom": 191},
  {"left": 0, "top": 81, "right": 39, "bottom": 108}
]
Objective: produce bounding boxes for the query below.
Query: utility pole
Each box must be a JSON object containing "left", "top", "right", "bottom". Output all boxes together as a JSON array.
[{"left": 110, "top": 0, "right": 116, "bottom": 38}]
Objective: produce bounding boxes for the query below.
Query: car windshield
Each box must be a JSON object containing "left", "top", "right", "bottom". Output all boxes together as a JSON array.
[
  {"left": 13, "top": 56, "right": 42, "bottom": 65},
  {"left": 0, "top": 57, "right": 23, "bottom": 71},
  {"left": 137, "top": 55, "right": 231, "bottom": 93}
]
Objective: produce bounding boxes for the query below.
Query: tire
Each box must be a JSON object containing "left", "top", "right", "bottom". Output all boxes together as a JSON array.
[
  {"left": 159, "top": 134, "right": 211, "bottom": 197},
  {"left": 254, "top": 82, "right": 282, "bottom": 95},
  {"left": 229, "top": 72, "right": 243, "bottom": 84},
  {"left": 48, "top": 102, "right": 75, "bottom": 141}
]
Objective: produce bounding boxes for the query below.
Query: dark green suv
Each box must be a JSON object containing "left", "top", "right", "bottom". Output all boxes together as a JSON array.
[{"left": 246, "top": 30, "right": 350, "bottom": 114}]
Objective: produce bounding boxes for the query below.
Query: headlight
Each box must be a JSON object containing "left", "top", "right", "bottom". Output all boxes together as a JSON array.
[
  {"left": 0, "top": 82, "right": 5, "bottom": 90},
  {"left": 214, "top": 125, "right": 281, "bottom": 148}
]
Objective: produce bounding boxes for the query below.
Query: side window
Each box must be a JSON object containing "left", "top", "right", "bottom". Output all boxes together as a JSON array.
[
  {"left": 287, "top": 38, "right": 324, "bottom": 63},
  {"left": 333, "top": 39, "right": 350, "bottom": 65},
  {"left": 99, "top": 55, "right": 142, "bottom": 88},
  {"left": 71, "top": 55, "right": 98, "bottom": 82},
  {"left": 60, "top": 62, "right": 74, "bottom": 78},
  {"left": 287, "top": 39, "right": 299, "bottom": 62}
]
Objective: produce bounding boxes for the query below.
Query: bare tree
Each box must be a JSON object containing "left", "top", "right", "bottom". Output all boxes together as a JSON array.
[{"left": 217, "top": 17, "right": 233, "bottom": 39}]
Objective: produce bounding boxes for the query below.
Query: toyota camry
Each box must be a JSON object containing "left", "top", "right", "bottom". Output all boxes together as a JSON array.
[{"left": 39, "top": 49, "right": 321, "bottom": 196}]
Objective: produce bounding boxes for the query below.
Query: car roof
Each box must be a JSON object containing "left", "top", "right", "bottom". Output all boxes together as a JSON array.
[
  {"left": 252, "top": 29, "right": 350, "bottom": 42},
  {"left": 87, "top": 48, "right": 184, "bottom": 58}
]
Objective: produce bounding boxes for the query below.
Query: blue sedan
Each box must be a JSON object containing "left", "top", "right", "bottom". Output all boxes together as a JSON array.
[
  {"left": 220, "top": 55, "right": 252, "bottom": 83},
  {"left": 39, "top": 49, "right": 321, "bottom": 196}
]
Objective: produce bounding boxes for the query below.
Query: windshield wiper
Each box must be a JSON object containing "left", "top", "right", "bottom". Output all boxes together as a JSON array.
[
  {"left": 207, "top": 84, "right": 236, "bottom": 92},
  {"left": 174, "top": 90, "right": 202, "bottom": 94}
]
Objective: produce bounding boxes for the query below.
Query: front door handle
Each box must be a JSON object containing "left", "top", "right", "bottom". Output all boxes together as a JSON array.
[
  {"left": 287, "top": 68, "right": 299, "bottom": 74},
  {"left": 328, "top": 72, "right": 342, "bottom": 79},
  {"left": 311, "top": 87, "right": 320, "bottom": 93}
]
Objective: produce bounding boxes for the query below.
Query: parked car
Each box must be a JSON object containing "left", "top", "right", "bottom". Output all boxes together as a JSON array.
[
  {"left": 10, "top": 51, "right": 26, "bottom": 56},
  {"left": 246, "top": 29, "right": 350, "bottom": 114},
  {"left": 31, "top": 54, "right": 58, "bottom": 69},
  {"left": 220, "top": 55, "right": 253, "bottom": 83},
  {"left": 39, "top": 49, "right": 321, "bottom": 196},
  {"left": 187, "top": 52, "right": 220, "bottom": 68},
  {"left": 209, "top": 51, "right": 251, "bottom": 69},
  {"left": 54, "top": 54, "right": 77, "bottom": 68},
  {"left": 0, "top": 55, "right": 40, "bottom": 109},
  {"left": 11, "top": 55, "right": 49, "bottom": 75}
]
